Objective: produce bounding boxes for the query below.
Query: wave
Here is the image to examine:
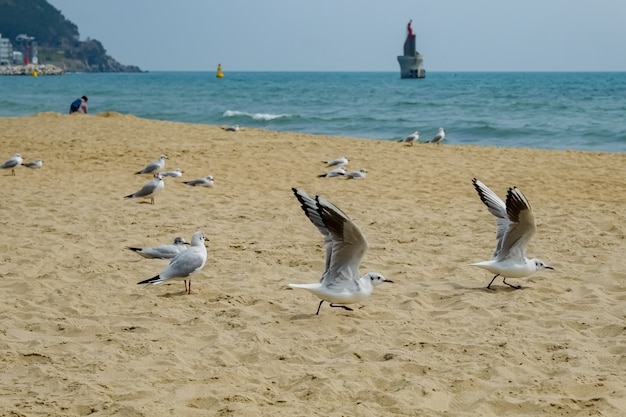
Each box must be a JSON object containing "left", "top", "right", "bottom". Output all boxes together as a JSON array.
[{"left": 223, "top": 110, "right": 292, "bottom": 121}]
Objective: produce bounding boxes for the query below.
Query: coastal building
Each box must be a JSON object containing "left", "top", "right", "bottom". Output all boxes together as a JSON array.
[
  {"left": 0, "top": 34, "right": 13, "bottom": 66},
  {"left": 397, "top": 20, "right": 425, "bottom": 79},
  {"left": 12, "top": 51, "right": 23, "bottom": 64}
]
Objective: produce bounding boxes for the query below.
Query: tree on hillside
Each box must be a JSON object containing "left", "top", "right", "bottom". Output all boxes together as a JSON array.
[{"left": 0, "top": 0, "right": 79, "bottom": 47}]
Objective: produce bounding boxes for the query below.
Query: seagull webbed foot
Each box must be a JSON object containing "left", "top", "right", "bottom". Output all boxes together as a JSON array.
[
  {"left": 330, "top": 303, "right": 353, "bottom": 311},
  {"left": 503, "top": 278, "right": 521, "bottom": 290}
]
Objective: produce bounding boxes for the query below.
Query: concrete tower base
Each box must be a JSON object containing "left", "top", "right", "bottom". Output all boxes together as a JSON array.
[{"left": 397, "top": 55, "right": 425, "bottom": 79}]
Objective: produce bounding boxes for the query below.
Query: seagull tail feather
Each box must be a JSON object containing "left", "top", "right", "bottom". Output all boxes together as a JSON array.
[{"left": 138, "top": 275, "right": 161, "bottom": 285}]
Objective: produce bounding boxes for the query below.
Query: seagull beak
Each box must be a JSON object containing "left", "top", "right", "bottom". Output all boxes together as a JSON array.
[
  {"left": 384, "top": 279, "right": 394, "bottom": 283},
  {"left": 545, "top": 266, "right": 555, "bottom": 270}
]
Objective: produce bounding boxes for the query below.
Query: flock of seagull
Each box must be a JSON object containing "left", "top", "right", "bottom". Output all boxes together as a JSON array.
[
  {"left": 398, "top": 127, "right": 446, "bottom": 146},
  {"left": 119, "top": 155, "right": 215, "bottom": 293},
  {"left": 121, "top": 155, "right": 553, "bottom": 314},
  {"left": 0, "top": 153, "right": 43, "bottom": 175},
  {"left": 2, "top": 138, "right": 554, "bottom": 314},
  {"left": 318, "top": 156, "right": 368, "bottom": 179},
  {"left": 123, "top": 154, "right": 215, "bottom": 205}
]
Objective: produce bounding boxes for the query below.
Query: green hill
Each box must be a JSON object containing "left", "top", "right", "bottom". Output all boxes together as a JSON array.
[{"left": 0, "top": 0, "right": 142, "bottom": 72}]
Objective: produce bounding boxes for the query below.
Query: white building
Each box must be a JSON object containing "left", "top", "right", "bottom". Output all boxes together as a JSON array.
[
  {"left": 0, "top": 33, "right": 13, "bottom": 66},
  {"left": 12, "top": 51, "right": 23, "bottom": 64}
]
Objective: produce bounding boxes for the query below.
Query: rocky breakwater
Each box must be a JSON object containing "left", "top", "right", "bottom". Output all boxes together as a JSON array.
[{"left": 0, "top": 64, "right": 64, "bottom": 76}]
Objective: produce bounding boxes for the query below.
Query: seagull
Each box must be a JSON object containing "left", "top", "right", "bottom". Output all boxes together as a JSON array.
[
  {"left": 137, "top": 231, "right": 208, "bottom": 294},
  {"left": 124, "top": 173, "right": 164, "bottom": 205},
  {"left": 135, "top": 154, "right": 167, "bottom": 175},
  {"left": 126, "top": 237, "right": 189, "bottom": 259},
  {"left": 318, "top": 166, "right": 346, "bottom": 178},
  {"left": 183, "top": 175, "right": 214, "bottom": 187},
  {"left": 289, "top": 188, "right": 393, "bottom": 314},
  {"left": 471, "top": 178, "right": 554, "bottom": 289},
  {"left": 160, "top": 168, "right": 183, "bottom": 178},
  {"left": 22, "top": 158, "right": 43, "bottom": 169},
  {"left": 345, "top": 169, "right": 367, "bottom": 179},
  {"left": 0, "top": 153, "right": 23, "bottom": 176},
  {"left": 430, "top": 128, "right": 445, "bottom": 144},
  {"left": 222, "top": 125, "right": 240, "bottom": 132},
  {"left": 399, "top": 131, "right": 420, "bottom": 146},
  {"left": 322, "top": 156, "right": 348, "bottom": 167}
]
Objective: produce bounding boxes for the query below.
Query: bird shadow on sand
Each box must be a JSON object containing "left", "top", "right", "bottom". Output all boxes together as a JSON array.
[
  {"left": 289, "top": 307, "right": 363, "bottom": 320},
  {"left": 448, "top": 282, "right": 527, "bottom": 293},
  {"left": 289, "top": 313, "right": 317, "bottom": 321},
  {"left": 157, "top": 290, "right": 189, "bottom": 298}
]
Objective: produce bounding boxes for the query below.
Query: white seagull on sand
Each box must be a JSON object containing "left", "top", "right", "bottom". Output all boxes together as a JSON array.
[
  {"left": 160, "top": 168, "right": 183, "bottom": 178},
  {"left": 322, "top": 156, "right": 348, "bottom": 167},
  {"left": 137, "top": 231, "right": 208, "bottom": 294},
  {"left": 318, "top": 166, "right": 346, "bottom": 178},
  {"left": 126, "top": 236, "right": 189, "bottom": 259},
  {"left": 22, "top": 158, "right": 44, "bottom": 169},
  {"left": 289, "top": 188, "right": 393, "bottom": 314},
  {"left": 124, "top": 173, "right": 165, "bottom": 205},
  {"left": 430, "top": 127, "right": 445, "bottom": 144},
  {"left": 135, "top": 154, "right": 167, "bottom": 175},
  {"left": 183, "top": 175, "right": 214, "bottom": 187},
  {"left": 345, "top": 169, "right": 367, "bottom": 179},
  {"left": 399, "top": 130, "right": 420, "bottom": 146},
  {"left": 0, "top": 153, "right": 23, "bottom": 176},
  {"left": 471, "top": 178, "right": 554, "bottom": 289}
]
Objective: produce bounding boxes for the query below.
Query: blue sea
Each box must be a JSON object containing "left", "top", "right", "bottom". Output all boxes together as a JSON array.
[{"left": 1, "top": 71, "right": 625, "bottom": 152}]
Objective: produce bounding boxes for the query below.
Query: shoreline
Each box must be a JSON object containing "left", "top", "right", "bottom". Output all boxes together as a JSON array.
[
  {"left": 2, "top": 111, "right": 625, "bottom": 155},
  {"left": 1, "top": 112, "right": 625, "bottom": 415}
]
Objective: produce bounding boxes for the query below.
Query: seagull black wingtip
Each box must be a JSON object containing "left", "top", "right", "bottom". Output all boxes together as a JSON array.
[{"left": 137, "top": 275, "right": 160, "bottom": 285}]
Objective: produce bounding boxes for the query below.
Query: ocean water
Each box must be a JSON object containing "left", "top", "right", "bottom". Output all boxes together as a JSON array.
[{"left": 1, "top": 71, "right": 625, "bottom": 152}]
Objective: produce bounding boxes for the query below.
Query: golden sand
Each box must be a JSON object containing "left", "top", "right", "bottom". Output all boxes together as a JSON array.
[{"left": 1, "top": 112, "right": 625, "bottom": 416}]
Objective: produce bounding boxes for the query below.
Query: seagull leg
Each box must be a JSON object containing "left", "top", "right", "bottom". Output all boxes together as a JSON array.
[
  {"left": 150, "top": 197, "right": 155, "bottom": 205},
  {"left": 330, "top": 304, "right": 353, "bottom": 312},
  {"left": 315, "top": 300, "right": 325, "bottom": 315},
  {"left": 502, "top": 278, "right": 521, "bottom": 290},
  {"left": 486, "top": 274, "right": 500, "bottom": 289}
]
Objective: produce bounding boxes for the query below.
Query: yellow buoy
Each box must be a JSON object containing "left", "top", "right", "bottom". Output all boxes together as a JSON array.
[
  {"left": 32, "top": 69, "right": 38, "bottom": 77},
  {"left": 216, "top": 64, "right": 224, "bottom": 78}
]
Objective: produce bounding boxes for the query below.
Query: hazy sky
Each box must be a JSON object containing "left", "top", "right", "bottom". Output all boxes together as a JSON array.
[{"left": 47, "top": 0, "right": 626, "bottom": 72}]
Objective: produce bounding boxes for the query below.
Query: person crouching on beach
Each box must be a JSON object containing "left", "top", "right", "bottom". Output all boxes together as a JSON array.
[{"left": 69, "top": 96, "right": 88, "bottom": 114}]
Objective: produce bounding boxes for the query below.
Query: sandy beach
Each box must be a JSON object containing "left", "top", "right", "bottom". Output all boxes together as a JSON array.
[{"left": 1, "top": 112, "right": 625, "bottom": 416}]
